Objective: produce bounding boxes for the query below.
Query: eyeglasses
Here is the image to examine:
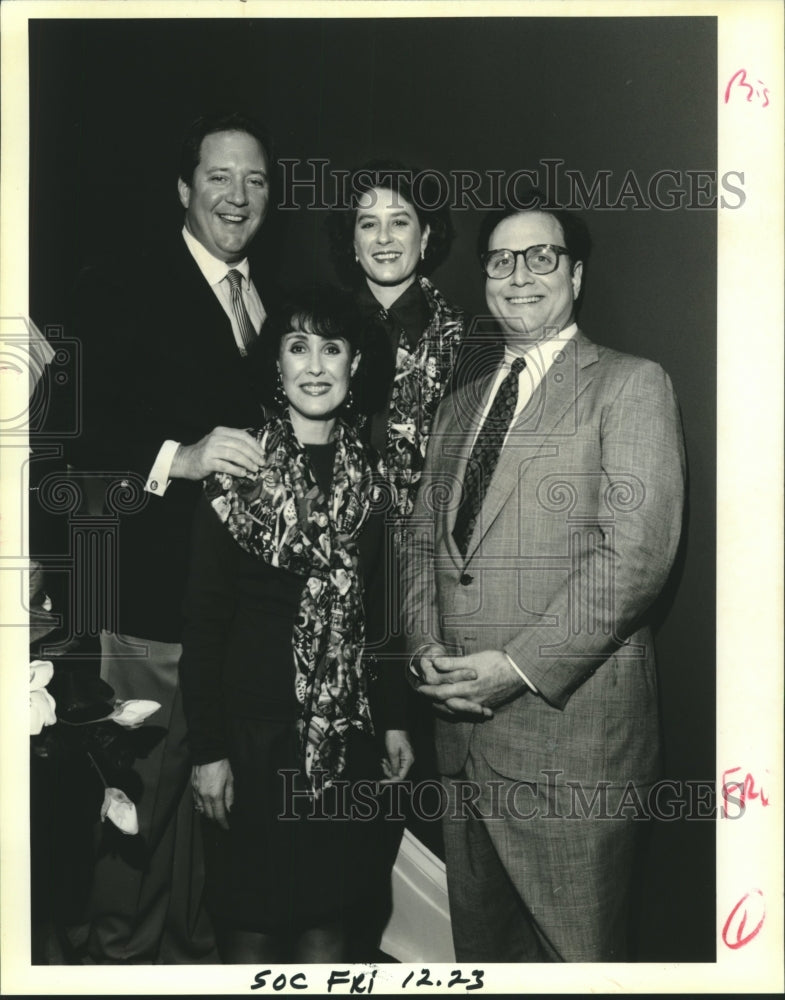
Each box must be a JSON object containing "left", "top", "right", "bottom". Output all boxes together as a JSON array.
[{"left": 481, "top": 244, "right": 570, "bottom": 279}]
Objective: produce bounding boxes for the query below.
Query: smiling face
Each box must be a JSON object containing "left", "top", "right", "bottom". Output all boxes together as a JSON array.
[
  {"left": 353, "top": 187, "right": 430, "bottom": 297},
  {"left": 278, "top": 327, "right": 360, "bottom": 443},
  {"left": 484, "top": 211, "right": 582, "bottom": 350},
  {"left": 177, "top": 130, "right": 269, "bottom": 263}
]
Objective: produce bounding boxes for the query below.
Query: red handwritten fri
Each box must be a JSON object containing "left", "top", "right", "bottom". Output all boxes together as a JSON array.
[
  {"left": 721, "top": 767, "right": 769, "bottom": 818},
  {"left": 724, "top": 69, "right": 770, "bottom": 107}
]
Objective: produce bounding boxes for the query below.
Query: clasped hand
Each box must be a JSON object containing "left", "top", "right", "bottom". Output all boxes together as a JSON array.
[{"left": 413, "top": 646, "right": 526, "bottom": 718}]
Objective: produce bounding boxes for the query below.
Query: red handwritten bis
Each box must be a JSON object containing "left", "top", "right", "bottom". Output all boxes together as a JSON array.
[
  {"left": 721, "top": 767, "right": 769, "bottom": 817},
  {"left": 722, "top": 890, "right": 765, "bottom": 950},
  {"left": 724, "top": 69, "right": 770, "bottom": 107}
]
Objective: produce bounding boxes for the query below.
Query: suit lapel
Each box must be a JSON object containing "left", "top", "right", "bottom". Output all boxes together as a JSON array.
[
  {"left": 462, "top": 331, "right": 599, "bottom": 564},
  {"left": 168, "top": 236, "right": 272, "bottom": 356},
  {"left": 169, "top": 239, "right": 240, "bottom": 354},
  {"left": 431, "top": 377, "right": 496, "bottom": 567}
]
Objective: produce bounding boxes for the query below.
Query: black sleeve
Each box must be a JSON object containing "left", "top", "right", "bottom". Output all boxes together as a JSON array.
[
  {"left": 178, "top": 495, "right": 237, "bottom": 764},
  {"left": 68, "top": 265, "right": 161, "bottom": 476},
  {"left": 361, "top": 509, "right": 409, "bottom": 733}
]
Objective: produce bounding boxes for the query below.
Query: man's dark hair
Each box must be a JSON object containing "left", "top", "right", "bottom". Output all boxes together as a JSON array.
[
  {"left": 477, "top": 190, "right": 592, "bottom": 273},
  {"left": 178, "top": 112, "right": 274, "bottom": 187},
  {"left": 326, "top": 158, "right": 455, "bottom": 287}
]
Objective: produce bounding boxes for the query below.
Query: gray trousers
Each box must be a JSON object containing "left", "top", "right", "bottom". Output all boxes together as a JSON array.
[{"left": 441, "top": 748, "right": 643, "bottom": 962}]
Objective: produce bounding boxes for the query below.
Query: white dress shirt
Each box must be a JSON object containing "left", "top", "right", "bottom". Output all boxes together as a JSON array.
[
  {"left": 145, "top": 228, "right": 265, "bottom": 496},
  {"left": 181, "top": 226, "right": 265, "bottom": 351},
  {"left": 475, "top": 323, "right": 578, "bottom": 448}
]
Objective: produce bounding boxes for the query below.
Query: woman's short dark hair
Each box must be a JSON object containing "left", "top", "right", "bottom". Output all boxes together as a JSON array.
[
  {"left": 178, "top": 112, "right": 274, "bottom": 187},
  {"left": 326, "top": 159, "right": 455, "bottom": 287},
  {"left": 250, "top": 286, "right": 393, "bottom": 417},
  {"left": 476, "top": 190, "right": 592, "bottom": 271}
]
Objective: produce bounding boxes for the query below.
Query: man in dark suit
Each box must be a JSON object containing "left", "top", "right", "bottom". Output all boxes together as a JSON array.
[
  {"left": 402, "top": 198, "right": 686, "bottom": 961},
  {"left": 70, "top": 112, "right": 274, "bottom": 963}
]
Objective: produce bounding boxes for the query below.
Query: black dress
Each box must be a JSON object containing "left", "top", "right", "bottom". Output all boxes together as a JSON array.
[
  {"left": 355, "top": 280, "right": 468, "bottom": 858},
  {"left": 179, "top": 443, "right": 406, "bottom": 934}
]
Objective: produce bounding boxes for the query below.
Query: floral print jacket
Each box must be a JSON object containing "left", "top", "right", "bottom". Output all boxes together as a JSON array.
[{"left": 383, "top": 276, "right": 465, "bottom": 522}]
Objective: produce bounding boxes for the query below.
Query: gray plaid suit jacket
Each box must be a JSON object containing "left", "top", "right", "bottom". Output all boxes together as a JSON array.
[{"left": 402, "top": 330, "right": 686, "bottom": 789}]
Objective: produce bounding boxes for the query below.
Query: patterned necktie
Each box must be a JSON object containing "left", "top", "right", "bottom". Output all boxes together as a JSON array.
[
  {"left": 453, "top": 356, "right": 526, "bottom": 557},
  {"left": 225, "top": 269, "right": 257, "bottom": 355}
]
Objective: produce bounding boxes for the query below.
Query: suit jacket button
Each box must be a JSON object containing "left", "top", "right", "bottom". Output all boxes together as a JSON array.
[{"left": 460, "top": 573, "right": 473, "bottom": 586}]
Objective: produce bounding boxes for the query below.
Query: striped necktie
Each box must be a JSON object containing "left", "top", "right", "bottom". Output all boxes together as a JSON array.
[
  {"left": 225, "top": 269, "right": 257, "bottom": 355},
  {"left": 452, "top": 356, "right": 526, "bottom": 557}
]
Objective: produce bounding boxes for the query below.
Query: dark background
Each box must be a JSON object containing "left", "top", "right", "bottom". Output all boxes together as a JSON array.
[{"left": 29, "top": 15, "right": 716, "bottom": 962}]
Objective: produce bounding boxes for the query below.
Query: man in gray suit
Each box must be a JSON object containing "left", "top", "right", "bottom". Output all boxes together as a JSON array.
[{"left": 402, "top": 197, "right": 686, "bottom": 961}]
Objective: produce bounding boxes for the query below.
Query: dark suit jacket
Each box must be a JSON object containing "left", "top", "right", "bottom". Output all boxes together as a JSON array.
[
  {"left": 403, "top": 331, "right": 686, "bottom": 789},
  {"left": 69, "top": 234, "right": 277, "bottom": 642}
]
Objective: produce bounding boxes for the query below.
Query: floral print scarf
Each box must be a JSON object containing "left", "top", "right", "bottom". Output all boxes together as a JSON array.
[
  {"left": 383, "top": 277, "right": 464, "bottom": 521},
  {"left": 204, "top": 413, "right": 384, "bottom": 794}
]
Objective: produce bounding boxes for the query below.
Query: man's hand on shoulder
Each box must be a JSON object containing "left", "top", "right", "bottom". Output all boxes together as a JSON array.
[
  {"left": 170, "top": 426, "right": 266, "bottom": 481},
  {"left": 417, "top": 649, "right": 527, "bottom": 717}
]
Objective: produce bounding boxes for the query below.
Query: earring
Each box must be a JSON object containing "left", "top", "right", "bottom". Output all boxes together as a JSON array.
[
  {"left": 274, "top": 369, "right": 287, "bottom": 409},
  {"left": 345, "top": 386, "right": 355, "bottom": 412},
  {"left": 420, "top": 246, "right": 426, "bottom": 261},
  {"left": 354, "top": 253, "right": 359, "bottom": 263}
]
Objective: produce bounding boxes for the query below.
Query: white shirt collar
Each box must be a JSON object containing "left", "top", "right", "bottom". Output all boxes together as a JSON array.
[
  {"left": 181, "top": 226, "right": 250, "bottom": 288},
  {"left": 502, "top": 322, "right": 578, "bottom": 369}
]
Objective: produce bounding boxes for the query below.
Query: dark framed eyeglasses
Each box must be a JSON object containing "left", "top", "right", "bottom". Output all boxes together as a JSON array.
[{"left": 481, "top": 244, "right": 570, "bottom": 279}]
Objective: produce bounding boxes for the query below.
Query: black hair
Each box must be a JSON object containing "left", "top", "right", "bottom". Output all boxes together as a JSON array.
[
  {"left": 326, "top": 159, "right": 455, "bottom": 287},
  {"left": 250, "top": 286, "right": 393, "bottom": 417},
  {"left": 178, "top": 111, "right": 274, "bottom": 187}
]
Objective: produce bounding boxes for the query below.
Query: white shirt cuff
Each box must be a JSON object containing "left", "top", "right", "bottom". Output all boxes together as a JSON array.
[
  {"left": 145, "top": 440, "right": 180, "bottom": 496},
  {"left": 408, "top": 643, "right": 431, "bottom": 679},
  {"left": 505, "top": 653, "right": 538, "bottom": 693}
]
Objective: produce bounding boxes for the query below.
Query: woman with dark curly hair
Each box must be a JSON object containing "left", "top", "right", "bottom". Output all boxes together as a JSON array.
[
  {"left": 179, "top": 287, "right": 413, "bottom": 963},
  {"left": 327, "top": 164, "right": 466, "bottom": 875},
  {"left": 326, "top": 160, "right": 466, "bottom": 523}
]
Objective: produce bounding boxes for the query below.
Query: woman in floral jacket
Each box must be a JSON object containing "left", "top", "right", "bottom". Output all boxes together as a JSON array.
[
  {"left": 327, "top": 163, "right": 466, "bottom": 869},
  {"left": 327, "top": 160, "right": 466, "bottom": 523}
]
